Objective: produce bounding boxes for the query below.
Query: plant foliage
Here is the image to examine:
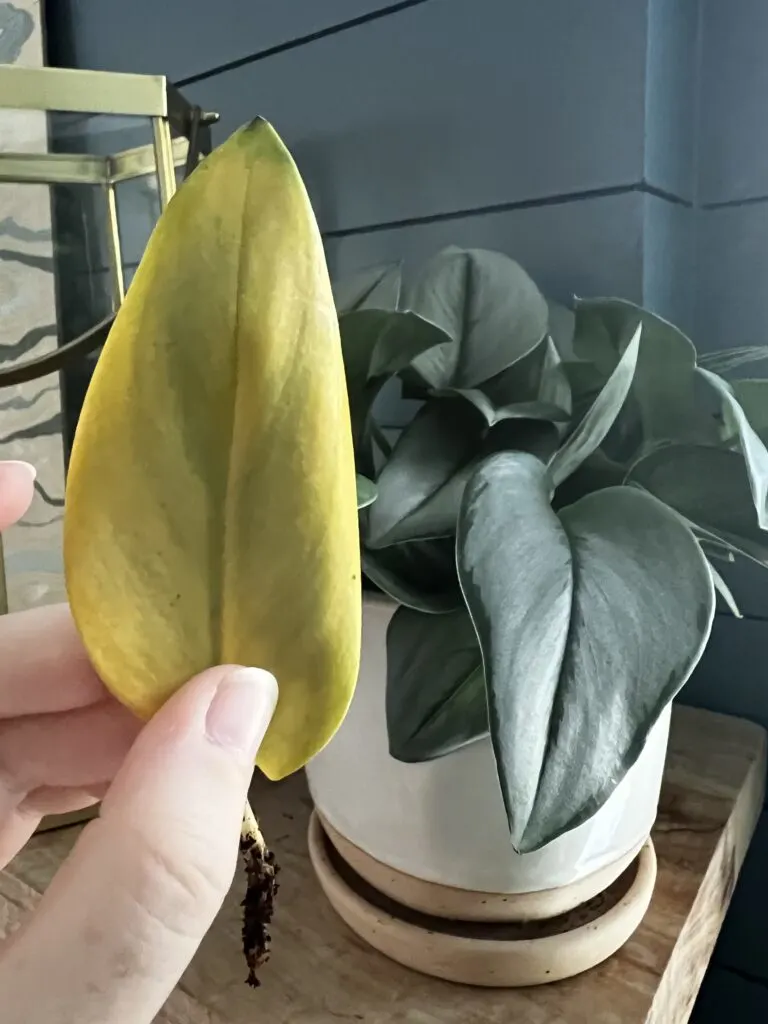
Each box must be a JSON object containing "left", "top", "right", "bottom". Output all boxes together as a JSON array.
[{"left": 334, "top": 245, "right": 767, "bottom": 853}]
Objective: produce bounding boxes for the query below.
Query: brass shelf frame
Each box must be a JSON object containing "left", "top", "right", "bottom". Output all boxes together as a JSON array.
[
  {"left": 0, "top": 65, "right": 218, "bottom": 303},
  {"left": 0, "top": 65, "right": 218, "bottom": 612}
]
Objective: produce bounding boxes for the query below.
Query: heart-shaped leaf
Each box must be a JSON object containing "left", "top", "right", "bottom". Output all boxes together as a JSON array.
[
  {"left": 626, "top": 443, "right": 768, "bottom": 567},
  {"left": 403, "top": 247, "right": 548, "bottom": 390},
  {"left": 386, "top": 605, "right": 487, "bottom": 761},
  {"left": 332, "top": 261, "right": 402, "bottom": 313},
  {"left": 64, "top": 120, "right": 362, "bottom": 781},
  {"left": 365, "top": 399, "right": 484, "bottom": 548},
  {"left": 457, "top": 452, "right": 714, "bottom": 852},
  {"left": 697, "top": 368, "right": 768, "bottom": 528},
  {"left": 547, "top": 325, "right": 640, "bottom": 488}
]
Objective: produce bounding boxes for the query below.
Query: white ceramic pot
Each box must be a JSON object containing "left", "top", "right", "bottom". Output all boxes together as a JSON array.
[{"left": 306, "top": 595, "right": 670, "bottom": 900}]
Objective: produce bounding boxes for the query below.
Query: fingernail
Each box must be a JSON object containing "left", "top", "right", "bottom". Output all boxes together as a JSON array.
[
  {"left": 1, "top": 460, "right": 36, "bottom": 482},
  {"left": 205, "top": 667, "right": 278, "bottom": 756}
]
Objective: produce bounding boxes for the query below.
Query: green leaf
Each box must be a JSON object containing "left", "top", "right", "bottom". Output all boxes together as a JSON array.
[
  {"left": 361, "top": 537, "right": 462, "bottom": 613},
  {"left": 698, "top": 368, "right": 768, "bottom": 528},
  {"left": 386, "top": 606, "right": 487, "bottom": 761},
  {"left": 366, "top": 399, "right": 484, "bottom": 548},
  {"left": 403, "top": 247, "right": 548, "bottom": 390},
  {"left": 708, "top": 560, "right": 742, "bottom": 618},
  {"left": 333, "top": 261, "right": 401, "bottom": 313},
  {"left": 435, "top": 387, "right": 569, "bottom": 427},
  {"left": 648, "top": 496, "right": 737, "bottom": 564},
  {"left": 698, "top": 537, "right": 735, "bottom": 563},
  {"left": 573, "top": 297, "right": 702, "bottom": 452},
  {"left": 547, "top": 325, "right": 641, "bottom": 488},
  {"left": 548, "top": 301, "right": 577, "bottom": 360},
  {"left": 626, "top": 444, "right": 768, "bottom": 567},
  {"left": 368, "top": 311, "right": 452, "bottom": 379},
  {"left": 537, "top": 335, "right": 573, "bottom": 414},
  {"left": 729, "top": 380, "right": 768, "bottom": 445},
  {"left": 339, "top": 310, "right": 389, "bottom": 449},
  {"left": 341, "top": 310, "right": 447, "bottom": 399},
  {"left": 562, "top": 358, "right": 604, "bottom": 419},
  {"left": 340, "top": 309, "right": 449, "bottom": 473},
  {"left": 457, "top": 452, "right": 714, "bottom": 852},
  {"left": 480, "top": 335, "right": 572, "bottom": 417},
  {"left": 356, "top": 475, "right": 378, "bottom": 509},
  {"left": 552, "top": 451, "right": 627, "bottom": 510}
]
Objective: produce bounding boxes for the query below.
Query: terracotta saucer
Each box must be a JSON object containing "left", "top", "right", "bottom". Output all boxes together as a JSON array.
[
  {"left": 308, "top": 811, "right": 657, "bottom": 988},
  {"left": 318, "top": 811, "right": 645, "bottom": 923}
]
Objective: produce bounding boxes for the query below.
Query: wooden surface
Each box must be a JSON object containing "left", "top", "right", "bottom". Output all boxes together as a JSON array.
[{"left": 1, "top": 704, "right": 765, "bottom": 1023}]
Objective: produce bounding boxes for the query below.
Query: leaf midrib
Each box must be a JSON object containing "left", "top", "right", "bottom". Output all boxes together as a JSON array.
[{"left": 217, "top": 150, "right": 251, "bottom": 665}]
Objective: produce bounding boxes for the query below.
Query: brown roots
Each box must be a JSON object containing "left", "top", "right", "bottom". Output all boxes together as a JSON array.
[{"left": 239, "top": 801, "right": 280, "bottom": 988}]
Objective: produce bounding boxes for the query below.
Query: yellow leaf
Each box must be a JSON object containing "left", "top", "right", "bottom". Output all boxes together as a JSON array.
[{"left": 64, "top": 119, "right": 362, "bottom": 780}]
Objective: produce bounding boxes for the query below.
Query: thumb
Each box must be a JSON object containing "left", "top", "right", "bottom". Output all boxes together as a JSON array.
[{"left": 0, "top": 663, "right": 278, "bottom": 1024}]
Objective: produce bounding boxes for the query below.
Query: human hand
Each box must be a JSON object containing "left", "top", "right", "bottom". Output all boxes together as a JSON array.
[{"left": 0, "top": 460, "right": 278, "bottom": 1023}]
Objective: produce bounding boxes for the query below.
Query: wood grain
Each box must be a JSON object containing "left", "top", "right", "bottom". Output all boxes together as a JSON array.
[{"left": 1, "top": 704, "right": 765, "bottom": 1023}]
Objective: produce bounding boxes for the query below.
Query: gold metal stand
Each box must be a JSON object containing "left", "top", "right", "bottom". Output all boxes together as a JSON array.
[{"left": 0, "top": 65, "right": 218, "bottom": 610}]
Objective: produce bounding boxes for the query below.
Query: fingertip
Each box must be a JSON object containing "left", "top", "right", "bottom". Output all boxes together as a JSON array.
[
  {"left": 0, "top": 461, "right": 37, "bottom": 529},
  {"left": 1, "top": 460, "right": 37, "bottom": 482},
  {"left": 130, "top": 663, "right": 278, "bottom": 756},
  {"left": 205, "top": 667, "right": 278, "bottom": 757}
]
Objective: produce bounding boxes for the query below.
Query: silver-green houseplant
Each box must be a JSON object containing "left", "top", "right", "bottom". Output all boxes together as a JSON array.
[{"left": 333, "top": 246, "right": 768, "bottom": 855}]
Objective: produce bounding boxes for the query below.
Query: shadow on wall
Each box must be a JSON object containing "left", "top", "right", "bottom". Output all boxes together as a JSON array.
[{"left": 0, "top": 2, "right": 33, "bottom": 63}]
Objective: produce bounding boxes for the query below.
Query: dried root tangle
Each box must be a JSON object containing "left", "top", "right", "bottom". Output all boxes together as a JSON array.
[{"left": 239, "top": 801, "right": 280, "bottom": 987}]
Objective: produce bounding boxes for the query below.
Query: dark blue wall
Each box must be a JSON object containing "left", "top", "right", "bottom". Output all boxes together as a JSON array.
[{"left": 46, "top": 3, "right": 768, "bottom": 1014}]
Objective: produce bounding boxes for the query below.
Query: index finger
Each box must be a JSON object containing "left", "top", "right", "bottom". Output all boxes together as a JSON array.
[{"left": 0, "top": 603, "right": 108, "bottom": 717}]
